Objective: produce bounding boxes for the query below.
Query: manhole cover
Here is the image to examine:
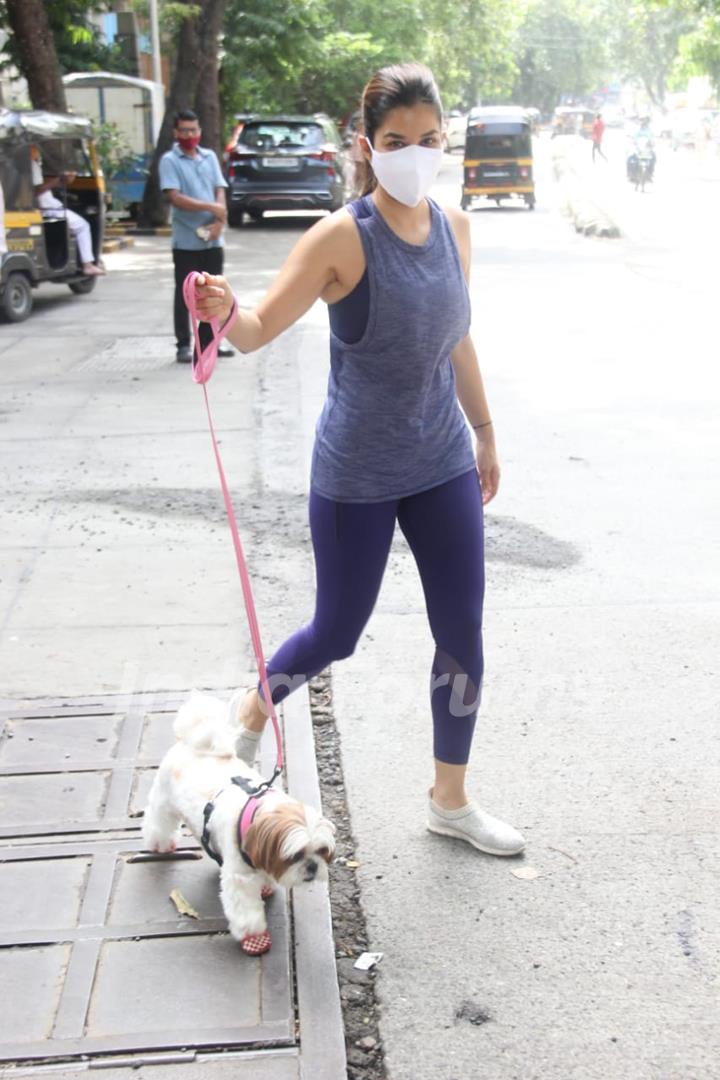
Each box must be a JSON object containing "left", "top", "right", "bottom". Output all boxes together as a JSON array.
[{"left": 75, "top": 337, "right": 176, "bottom": 373}]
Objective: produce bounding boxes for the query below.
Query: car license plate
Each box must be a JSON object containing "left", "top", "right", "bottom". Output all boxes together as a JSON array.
[
  {"left": 262, "top": 157, "right": 298, "bottom": 169},
  {"left": 483, "top": 170, "right": 510, "bottom": 178}
]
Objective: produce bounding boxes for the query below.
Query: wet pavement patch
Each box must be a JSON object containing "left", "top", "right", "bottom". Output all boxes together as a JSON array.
[
  {"left": 485, "top": 514, "right": 581, "bottom": 569},
  {"left": 454, "top": 1001, "right": 493, "bottom": 1027},
  {"left": 50, "top": 487, "right": 312, "bottom": 547},
  {"left": 675, "top": 908, "right": 702, "bottom": 966}
]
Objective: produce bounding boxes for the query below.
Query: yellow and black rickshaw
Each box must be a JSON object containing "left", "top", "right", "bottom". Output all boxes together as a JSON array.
[
  {"left": 550, "top": 106, "right": 594, "bottom": 139},
  {"left": 461, "top": 107, "right": 535, "bottom": 211},
  {"left": 0, "top": 109, "right": 105, "bottom": 322}
]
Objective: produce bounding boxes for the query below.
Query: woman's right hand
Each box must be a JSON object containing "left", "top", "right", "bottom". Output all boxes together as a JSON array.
[{"left": 194, "top": 273, "right": 234, "bottom": 324}]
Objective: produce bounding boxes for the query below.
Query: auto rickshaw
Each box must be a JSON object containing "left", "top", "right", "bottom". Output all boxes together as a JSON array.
[
  {"left": 550, "top": 107, "right": 594, "bottom": 139},
  {"left": 0, "top": 109, "right": 105, "bottom": 322},
  {"left": 461, "top": 107, "right": 535, "bottom": 211}
]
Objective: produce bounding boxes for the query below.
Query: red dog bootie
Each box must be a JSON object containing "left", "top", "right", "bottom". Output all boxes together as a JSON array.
[
  {"left": 241, "top": 930, "right": 272, "bottom": 955},
  {"left": 261, "top": 885, "right": 274, "bottom": 900}
]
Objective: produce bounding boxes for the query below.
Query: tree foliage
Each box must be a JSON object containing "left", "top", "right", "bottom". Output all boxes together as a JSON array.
[
  {"left": 140, "top": 0, "right": 227, "bottom": 225},
  {"left": 422, "top": 0, "right": 524, "bottom": 108},
  {"left": 609, "top": 0, "right": 695, "bottom": 104},
  {"left": 220, "top": 0, "right": 420, "bottom": 122},
  {"left": 511, "top": 0, "right": 610, "bottom": 113},
  {"left": 3, "top": 0, "right": 720, "bottom": 153},
  {"left": 679, "top": 0, "right": 720, "bottom": 90},
  {"left": 219, "top": 0, "right": 521, "bottom": 127},
  {"left": 0, "top": 0, "right": 132, "bottom": 90},
  {"left": 1, "top": 0, "right": 67, "bottom": 110}
]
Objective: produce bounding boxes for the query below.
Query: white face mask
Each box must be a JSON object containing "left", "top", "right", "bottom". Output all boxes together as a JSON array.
[{"left": 369, "top": 141, "right": 444, "bottom": 207}]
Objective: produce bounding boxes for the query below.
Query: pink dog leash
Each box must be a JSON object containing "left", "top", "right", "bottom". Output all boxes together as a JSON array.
[{"left": 182, "top": 270, "right": 284, "bottom": 782}]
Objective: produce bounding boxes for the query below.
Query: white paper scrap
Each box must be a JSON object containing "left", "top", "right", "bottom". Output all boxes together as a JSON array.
[
  {"left": 511, "top": 866, "right": 541, "bottom": 881},
  {"left": 354, "top": 951, "right": 384, "bottom": 970}
]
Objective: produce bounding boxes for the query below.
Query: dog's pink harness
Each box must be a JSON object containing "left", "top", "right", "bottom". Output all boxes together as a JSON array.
[
  {"left": 200, "top": 774, "right": 279, "bottom": 869},
  {"left": 183, "top": 271, "right": 285, "bottom": 869}
]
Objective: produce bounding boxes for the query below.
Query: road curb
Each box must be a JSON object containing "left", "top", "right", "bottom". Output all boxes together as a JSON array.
[
  {"left": 283, "top": 684, "right": 348, "bottom": 1079},
  {"left": 127, "top": 226, "right": 172, "bottom": 237},
  {"left": 102, "top": 237, "right": 135, "bottom": 254}
]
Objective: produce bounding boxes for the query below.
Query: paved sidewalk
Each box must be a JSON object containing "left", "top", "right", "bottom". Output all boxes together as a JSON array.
[{"left": 0, "top": 242, "right": 345, "bottom": 1077}]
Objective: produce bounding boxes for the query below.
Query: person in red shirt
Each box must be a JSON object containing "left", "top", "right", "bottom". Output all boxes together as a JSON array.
[{"left": 592, "top": 113, "right": 607, "bottom": 162}]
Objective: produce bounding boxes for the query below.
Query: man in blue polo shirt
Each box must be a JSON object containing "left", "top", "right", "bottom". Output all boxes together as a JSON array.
[{"left": 159, "top": 109, "right": 233, "bottom": 363}]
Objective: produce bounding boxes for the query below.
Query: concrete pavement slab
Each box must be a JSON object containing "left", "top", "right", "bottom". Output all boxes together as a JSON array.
[
  {"left": 0, "top": 689, "right": 344, "bottom": 1077},
  {"left": 0, "top": 1054, "right": 304, "bottom": 1080}
]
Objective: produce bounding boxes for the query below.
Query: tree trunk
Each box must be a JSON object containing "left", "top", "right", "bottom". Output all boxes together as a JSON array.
[
  {"left": 195, "top": 0, "right": 227, "bottom": 158},
  {"left": 5, "top": 0, "right": 67, "bottom": 112},
  {"left": 139, "top": 4, "right": 203, "bottom": 227},
  {"left": 642, "top": 77, "right": 659, "bottom": 108},
  {"left": 139, "top": 0, "right": 227, "bottom": 227}
]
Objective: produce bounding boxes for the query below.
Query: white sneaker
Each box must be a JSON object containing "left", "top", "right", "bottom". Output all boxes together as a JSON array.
[{"left": 427, "top": 793, "right": 526, "bottom": 856}]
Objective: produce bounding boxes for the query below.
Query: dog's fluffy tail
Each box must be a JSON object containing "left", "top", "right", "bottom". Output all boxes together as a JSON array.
[{"left": 173, "top": 691, "right": 238, "bottom": 756}]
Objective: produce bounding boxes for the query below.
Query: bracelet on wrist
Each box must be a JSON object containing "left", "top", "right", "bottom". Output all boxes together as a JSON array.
[{"left": 472, "top": 419, "right": 493, "bottom": 430}]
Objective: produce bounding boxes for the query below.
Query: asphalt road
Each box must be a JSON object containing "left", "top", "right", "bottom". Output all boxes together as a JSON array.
[
  {"left": 323, "top": 146, "right": 720, "bottom": 1080},
  {"left": 1, "top": 144, "right": 719, "bottom": 1078}
]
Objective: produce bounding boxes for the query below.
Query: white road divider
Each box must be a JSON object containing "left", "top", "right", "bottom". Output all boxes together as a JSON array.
[{"left": 551, "top": 136, "right": 622, "bottom": 239}]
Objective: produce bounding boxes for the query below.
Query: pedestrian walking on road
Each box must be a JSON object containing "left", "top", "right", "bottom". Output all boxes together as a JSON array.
[
  {"left": 192, "top": 63, "right": 526, "bottom": 858},
  {"left": 592, "top": 113, "right": 607, "bottom": 163},
  {"left": 159, "top": 109, "right": 234, "bottom": 364}
]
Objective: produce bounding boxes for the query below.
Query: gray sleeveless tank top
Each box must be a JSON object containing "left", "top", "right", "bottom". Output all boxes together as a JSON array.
[{"left": 310, "top": 194, "right": 476, "bottom": 503}]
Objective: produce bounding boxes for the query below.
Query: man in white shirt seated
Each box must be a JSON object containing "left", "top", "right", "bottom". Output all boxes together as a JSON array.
[{"left": 31, "top": 146, "right": 104, "bottom": 277}]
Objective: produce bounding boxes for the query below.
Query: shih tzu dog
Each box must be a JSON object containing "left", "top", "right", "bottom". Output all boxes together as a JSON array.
[{"left": 142, "top": 691, "right": 335, "bottom": 955}]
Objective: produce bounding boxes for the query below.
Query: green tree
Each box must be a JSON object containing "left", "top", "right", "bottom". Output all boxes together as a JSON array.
[
  {"left": 423, "top": 0, "right": 523, "bottom": 108},
  {"left": 676, "top": 1, "right": 720, "bottom": 91},
  {"left": 609, "top": 0, "right": 695, "bottom": 106},
  {"left": 0, "top": 0, "right": 133, "bottom": 105},
  {"left": 511, "top": 0, "right": 610, "bottom": 114},
  {"left": 219, "top": 0, "right": 519, "bottom": 127},
  {"left": 139, "top": 0, "right": 227, "bottom": 226},
  {"left": 49, "top": 2, "right": 133, "bottom": 75},
  {"left": 1, "top": 0, "right": 67, "bottom": 111},
  {"left": 94, "top": 120, "right": 137, "bottom": 178},
  {"left": 220, "top": 0, "right": 421, "bottom": 123}
]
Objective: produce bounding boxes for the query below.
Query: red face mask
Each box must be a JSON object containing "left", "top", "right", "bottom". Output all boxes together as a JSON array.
[{"left": 178, "top": 135, "right": 200, "bottom": 151}]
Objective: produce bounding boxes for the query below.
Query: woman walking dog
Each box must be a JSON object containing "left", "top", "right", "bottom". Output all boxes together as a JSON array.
[{"left": 192, "top": 63, "right": 525, "bottom": 857}]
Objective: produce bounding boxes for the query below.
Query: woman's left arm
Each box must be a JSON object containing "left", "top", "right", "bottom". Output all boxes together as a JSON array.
[{"left": 445, "top": 207, "right": 500, "bottom": 505}]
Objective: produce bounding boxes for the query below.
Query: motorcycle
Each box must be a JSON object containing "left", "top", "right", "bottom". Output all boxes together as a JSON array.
[{"left": 627, "top": 137, "right": 655, "bottom": 192}]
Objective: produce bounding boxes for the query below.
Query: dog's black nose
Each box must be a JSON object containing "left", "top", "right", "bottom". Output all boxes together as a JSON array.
[{"left": 304, "top": 860, "right": 318, "bottom": 879}]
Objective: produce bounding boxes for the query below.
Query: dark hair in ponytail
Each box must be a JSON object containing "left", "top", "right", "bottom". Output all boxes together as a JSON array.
[{"left": 358, "top": 62, "right": 443, "bottom": 197}]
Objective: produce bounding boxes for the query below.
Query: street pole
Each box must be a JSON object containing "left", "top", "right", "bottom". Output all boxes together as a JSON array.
[{"left": 148, "top": 0, "right": 162, "bottom": 86}]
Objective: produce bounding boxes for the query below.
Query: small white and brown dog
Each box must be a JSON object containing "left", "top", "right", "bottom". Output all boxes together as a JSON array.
[{"left": 142, "top": 691, "right": 335, "bottom": 955}]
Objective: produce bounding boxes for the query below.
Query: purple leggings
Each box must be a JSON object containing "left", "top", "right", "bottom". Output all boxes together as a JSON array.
[{"left": 258, "top": 467, "right": 485, "bottom": 765}]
